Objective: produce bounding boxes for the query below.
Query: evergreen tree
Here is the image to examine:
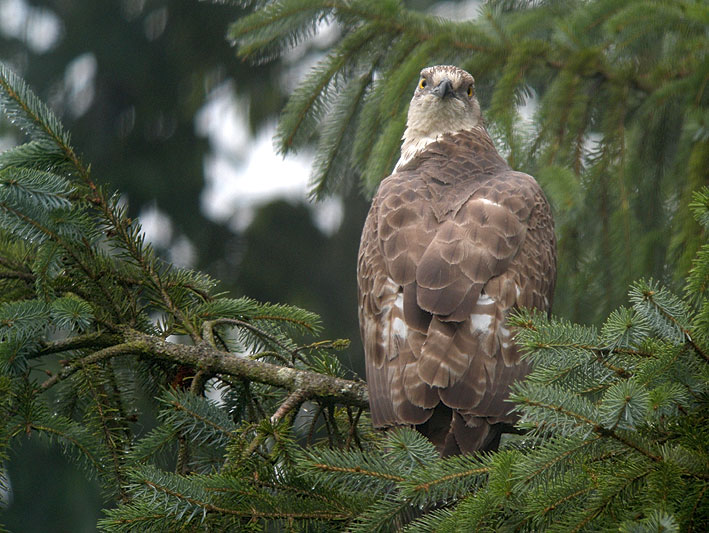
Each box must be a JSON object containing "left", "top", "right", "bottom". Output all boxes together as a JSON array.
[
  {"left": 1, "top": 0, "right": 288, "bottom": 271},
  {"left": 1, "top": 4, "right": 365, "bottom": 525},
  {"left": 0, "top": 62, "right": 368, "bottom": 530},
  {"left": 0, "top": 0, "right": 707, "bottom": 531},
  {"left": 231, "top": 0, "right": 708, "bottom": 323}
]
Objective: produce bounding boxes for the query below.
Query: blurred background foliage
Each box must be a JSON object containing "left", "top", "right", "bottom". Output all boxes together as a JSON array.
[
  {"left": 0, "top": 0, "right": 367, "bottom": 529},
  {"left": 0, "top": 0, "right": 706, "bottom": 530}
]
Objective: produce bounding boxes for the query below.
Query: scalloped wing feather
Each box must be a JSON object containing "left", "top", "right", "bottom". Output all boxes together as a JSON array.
[{"left": 357, "top": 127, "right": 556, "bottom": 453}]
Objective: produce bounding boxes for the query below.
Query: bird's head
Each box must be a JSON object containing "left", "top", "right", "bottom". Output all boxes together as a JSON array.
[{"left": 404, "top": 65, "right": 482, "bottom": 141}]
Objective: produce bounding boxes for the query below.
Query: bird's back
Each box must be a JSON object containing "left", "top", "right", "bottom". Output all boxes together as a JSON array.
[{"left": 358, "top": 125, "right": 556, "bottom": 455}]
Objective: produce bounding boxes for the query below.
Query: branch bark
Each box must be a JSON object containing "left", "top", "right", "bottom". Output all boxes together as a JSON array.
[
  {"left": 44, "top": 327, "right": 369, "bottom": 408},
  {"left": 126, "top": 329, "right": 369, "bottom": 407}
]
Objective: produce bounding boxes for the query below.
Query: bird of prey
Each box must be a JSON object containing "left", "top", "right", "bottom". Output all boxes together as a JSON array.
[{"left": 357, "top": 65, "right": 556, "bottom": 456}]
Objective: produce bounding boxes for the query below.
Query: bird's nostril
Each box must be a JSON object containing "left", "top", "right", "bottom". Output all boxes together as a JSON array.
[{"left": 434, "top": 79, "right": 454, "bottom": 99}]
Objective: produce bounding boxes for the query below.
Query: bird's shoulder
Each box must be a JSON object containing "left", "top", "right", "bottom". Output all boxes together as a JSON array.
[
  {"left": 393, "top": 127, "right": 503, "bottom": 178},
  {"left": 375, "top": 127, "right": 546, "bottom": 223}
]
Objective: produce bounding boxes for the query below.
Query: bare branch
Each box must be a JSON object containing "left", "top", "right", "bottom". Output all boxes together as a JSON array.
[
  {"left": 124, "top": 328, "right": 369, "bottom": 408},
  {"left": 271, "top": 389, "right": 310, "bottom": 424},
  {"left": 35, "top": 332, "right": 122, "bottom": 357},
  {"left": 204, "top": 317, "right": 299, "bottom": 361},
  {"left": 40, "top": 341, "right": 142, "bottom": 390}
]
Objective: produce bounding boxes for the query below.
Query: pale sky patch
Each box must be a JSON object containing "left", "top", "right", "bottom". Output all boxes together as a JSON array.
[
  {"left": 0, "top": 0, "right": 62, "bottom": 53},
  {"left": 196, "top": 79, "right": 343, "bottom": 235}
]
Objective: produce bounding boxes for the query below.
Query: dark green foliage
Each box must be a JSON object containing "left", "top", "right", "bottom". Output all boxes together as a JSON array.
[
  {"left": 97, "top": 229, "right": 709, "bottom": 532},
  {"left": 232, "top": 0, "right": 709, "bottom": 323},
  {"left": 0, "top": 62, "right": 367, "bottom": 530},
  {"left": 0, "top": 2, "right": 708, "bottom": 531},
  {"left": 0, "top": 0, "right": 291, "bottom": 283},
  {"left": 289, "top": 256, "right": 707, "bottom": 531}
]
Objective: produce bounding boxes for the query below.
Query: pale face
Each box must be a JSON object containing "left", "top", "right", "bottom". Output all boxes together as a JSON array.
[
  {"left": 396, "top": 65, "right": 483, "bottom": 169},
  {"left": 405, "top": 65, "right": 482, "bottom": 138}
]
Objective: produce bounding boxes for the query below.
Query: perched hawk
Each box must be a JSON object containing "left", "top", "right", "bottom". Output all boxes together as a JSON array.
[{"left": 357, "top": 65, "right": 556, "bottom": 455}]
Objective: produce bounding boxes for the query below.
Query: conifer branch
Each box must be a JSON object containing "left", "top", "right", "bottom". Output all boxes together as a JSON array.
[
  {"left": 687, "top": 482, "right": 708, "bottom": 532},
  {"left": 541, "top": 486, "right": 594, "bottom": 519},
  {"left": 97, "top": 196, "right": 201, "bottom": 341},
  {"left": 345, "top": 406, "right": 363, "bottom": 449},
  {"left": 189, "top": 369, "right": 210, "bottom": 396},
  {"left": 519, "top": 435, "right": 603, "bottom": 485},
  {"left": 593, "top": 354, "right": 631, "bottom": 379},
  {"left": 308, "top": 463, "right": 405, "bottom": 483},
  {"left": 27, "top": 422, "right": 104, "bottom": 473},
  {"left": 36, "top": 332, "right": 122, "bottom": 356},
  {"left": 166, "top": 395, "right": 238, "bottom": 440},
  {"left": 520, "top": 397, "right": 662, "bottom": 462},
  {"left": 0, "top": 203, "right": 127, "bottom": 322},
  {"left": 569, "top": 465, "right": 652, "bottom": 533},
  {"left": 0, "top": 65, "right": 71, "bottom": 159},
  {"left": 0, "top": 268, "right": 33, "bottom": 282},
  {"left": 141, "top": 478, "right": 349, "bottom": 520},
  {"left": 83, "top": 371, "right": 129, "bottom": 501},
  {"left": 52, "top": 328, "right": 371, "bottom": 408},
  {"left": 411, "top": 466, "right": 489, "bottom": 493},
  {"left": 38, "top": 327, "right": 368, "bottom": 410},
  {"left": 175, "top": 434, "right": 190, "bottom": 476},
  {"left": 271, "top": 388, "right": 310, "bottom": 424},
  {"left": 40, "top": 342, "right": 143, "bottom": 390},
  {"left": 239, "top": 478, "right": 353, "bottom": 514},
  {"left": 638, "top": 287, "right": 709, "bottom": 362},
  {"left": 594, "top": 427, "right": 662, "bottom": 463},
  {"left": 326, "top": 1, "right": 493, "bottom": 54},
  {"left": 203, "top": 317, "right": 299, "bottom": 362}
]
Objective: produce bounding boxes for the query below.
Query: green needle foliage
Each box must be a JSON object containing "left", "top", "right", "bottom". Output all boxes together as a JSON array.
[
  {"left": 0, "top": 0, "right": 708, "bottom": 530},
  {"left": 231, "top": 0, "right": 709, "bottom": 323},
  {"left": 0, "top": 61, "right": 370, "bottom": 530},
  {"left": 273, "top": 196, "right": 708, "bottom": 531}
]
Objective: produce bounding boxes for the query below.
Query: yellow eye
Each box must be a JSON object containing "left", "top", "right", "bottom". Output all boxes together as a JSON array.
[
  {"left": 419, "top": 78, "right": 427, "bottom": 89},
  {"left": 467, "top": 85, "right": 473, "bottom": 97}
]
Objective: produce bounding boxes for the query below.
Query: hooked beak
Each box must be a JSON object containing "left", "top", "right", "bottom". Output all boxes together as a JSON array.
[{"left": 432, "top": 78, "right": 455, "bottom": 99}]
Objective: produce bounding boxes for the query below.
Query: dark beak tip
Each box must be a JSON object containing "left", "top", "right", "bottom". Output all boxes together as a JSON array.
[{"left": 434, "top": 78, "right": 455, "bottom": 99}]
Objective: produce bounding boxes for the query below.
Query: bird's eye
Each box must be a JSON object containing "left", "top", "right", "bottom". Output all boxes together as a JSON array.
[
  {"left": 467, "top": 85, "right": 473, "bottom": 97},
  {"left": 419, "top": 78, "right": 427, "bottom": 89}
]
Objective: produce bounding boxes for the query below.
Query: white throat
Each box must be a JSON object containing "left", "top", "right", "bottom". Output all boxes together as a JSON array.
[
  {"left": 395, "top": 100, "right": 481, "bottom": 171},
  {"left": 395, "top": 121, "right": 481, "bottom": 170},
  {"left": 395, "top": 133, "right": 443, "bottom": 170}
]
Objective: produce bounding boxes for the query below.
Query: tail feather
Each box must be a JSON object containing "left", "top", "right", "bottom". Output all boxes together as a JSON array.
[{"left": 416, "top": 404, "right": 511, "bottom": 456}]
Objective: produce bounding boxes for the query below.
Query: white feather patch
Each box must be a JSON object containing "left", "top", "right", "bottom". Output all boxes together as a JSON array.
[
  {"left": 392, "top": 291, "right": 407, "bottom": 338},
  {"left": 394, "top": 291, "right": 404, "bottom": 312},
  {"left": 477, "top": 198, "right": 501, "bottom": 208},
  {"left": 395, "top": 134, "right": 442, "bottom": 170},
  {"left": 392, "top": 317, "right": 408, "bottom": 339},
  {"left": 379, "top": 278, "right": 402, "bottom": 359},
  {"left": 470, "top": 313, "right": 493, "bottom": 333},
  {"left": 381, "top": 279, "right": 409, "bottom": 350},
  {"left": 478, "top": 292, "right": 494, "bottom": 306}
]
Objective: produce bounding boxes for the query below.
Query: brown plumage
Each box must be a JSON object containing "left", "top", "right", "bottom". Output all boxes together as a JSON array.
[{"left": 357, "top": 66, "right": 556, "bottom": 455}]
